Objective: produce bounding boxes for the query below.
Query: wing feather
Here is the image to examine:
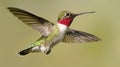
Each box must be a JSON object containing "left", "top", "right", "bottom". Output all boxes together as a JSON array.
[
  {"left": 8, "top": 7, "right": 54, "bottom": 36},
  {"left": 62, "top": 29, "right": 101, "bottom": 43}
]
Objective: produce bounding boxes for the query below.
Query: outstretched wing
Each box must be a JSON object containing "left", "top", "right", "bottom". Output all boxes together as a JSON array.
[
  {"left": 8, "top": 7, "right": 54, "bottom": 36},
  {"left": 62, "top": 29, "right": 101, "bottom": 43}
]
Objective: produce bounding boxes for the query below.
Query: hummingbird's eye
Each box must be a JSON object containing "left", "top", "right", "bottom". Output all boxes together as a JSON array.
[{"left": 65, "top": 13, "right": 70, "bottom": 16}]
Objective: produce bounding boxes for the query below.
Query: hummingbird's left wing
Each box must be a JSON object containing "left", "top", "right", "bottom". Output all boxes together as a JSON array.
[
  {"left": 7, "top": 7, "right": 54, "bottom": 37},
  {"left": 62, "top": 29, "right": 101, "bottom": 43}
]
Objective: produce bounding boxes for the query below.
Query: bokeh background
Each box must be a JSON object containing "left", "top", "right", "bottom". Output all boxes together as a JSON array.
[{"left": 0, "top": 0, "right": 120, "bottom": 67}]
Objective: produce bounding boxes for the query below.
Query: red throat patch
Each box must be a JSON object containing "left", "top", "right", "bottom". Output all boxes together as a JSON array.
[{"left": 58, "top": 18, "right": 73, "bottom": 26}]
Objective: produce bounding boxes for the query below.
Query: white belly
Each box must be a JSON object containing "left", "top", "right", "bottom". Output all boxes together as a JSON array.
[{"left": 32, "top": 23, "right": 68, "bottom": 53}]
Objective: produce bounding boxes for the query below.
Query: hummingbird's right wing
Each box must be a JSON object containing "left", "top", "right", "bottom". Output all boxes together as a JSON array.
[
  {"left": 62, "top": 29, "right": 101, "bottom": 43},
  {"left": 8, "top": 7, "right": 54, "bottom": 37}
]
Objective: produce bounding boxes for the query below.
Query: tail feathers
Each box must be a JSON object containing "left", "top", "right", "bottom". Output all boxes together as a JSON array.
[{"left": 18, "top": 47, "right": 32, "bottom": 56}]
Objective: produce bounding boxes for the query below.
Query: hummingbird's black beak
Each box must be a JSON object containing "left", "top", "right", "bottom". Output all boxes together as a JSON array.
[{"left": 75, "top": 11, "right": 96, "bottom": 16}]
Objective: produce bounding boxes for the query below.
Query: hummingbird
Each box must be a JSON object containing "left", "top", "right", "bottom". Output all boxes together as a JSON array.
[{"left": 8, "top": 7, "right": 101, "bottom": 56}]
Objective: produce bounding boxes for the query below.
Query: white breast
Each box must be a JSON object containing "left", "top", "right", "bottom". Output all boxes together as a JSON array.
[{"left": 57, "top": 23, "right": 68, "bottom": 33}]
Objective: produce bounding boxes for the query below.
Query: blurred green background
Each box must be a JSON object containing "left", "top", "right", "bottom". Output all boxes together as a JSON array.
[{"left": 0, "top": 0, "right": 120, "bottom": 67}]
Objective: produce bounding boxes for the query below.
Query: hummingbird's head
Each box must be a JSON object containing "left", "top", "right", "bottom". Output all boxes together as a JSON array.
[{"left": 58, "top": 11, "right": 95, "bottom": 27}]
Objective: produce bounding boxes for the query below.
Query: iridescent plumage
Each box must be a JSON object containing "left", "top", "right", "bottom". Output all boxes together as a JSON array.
[{"left": 8, "top": 7, "right": 101, "bottom": 56}]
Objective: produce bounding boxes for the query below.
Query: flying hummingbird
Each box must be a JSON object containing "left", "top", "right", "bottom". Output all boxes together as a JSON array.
[{"left": 8, "top": 7, "right": 101, "bottom": 56}]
